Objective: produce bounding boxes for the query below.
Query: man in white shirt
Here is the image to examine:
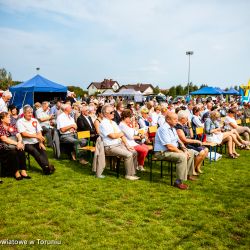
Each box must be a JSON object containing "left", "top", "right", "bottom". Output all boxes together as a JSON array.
[
  {"left": 0, "top": 90, "right": 12, "bottom": 112},
  {"left": 57, "top": 104, "right": 88, "bottom": 165},
  {"left": 17, "top": 105, "right": 55, "bottom": 175},
  {"left": 36, "top": 101, "right": 54, "bottom": 147},
  {"left": 99, "top": 104, "right": 139, "bottom": 180}
]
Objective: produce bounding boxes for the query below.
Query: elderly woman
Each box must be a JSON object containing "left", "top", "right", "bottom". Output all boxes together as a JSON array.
[
  {"left": 0, "top": 112, "right": 30, "bottom": 180},
  {"left": 119, "top": 109, "right": 149, "bottom": 171},
  {"left": 175, "top": 110, "right": 208, "bottom": 174},
  {"left": 138, "top": 108, "right": 151, "bottom": 131},
  {"left": 205, "top": 111, "right": 241, "bottom": 158}
]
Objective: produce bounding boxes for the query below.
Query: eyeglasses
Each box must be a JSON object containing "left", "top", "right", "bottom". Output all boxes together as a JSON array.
[{"left": 106, "top": 111, "right": 114, "bottom": 114}]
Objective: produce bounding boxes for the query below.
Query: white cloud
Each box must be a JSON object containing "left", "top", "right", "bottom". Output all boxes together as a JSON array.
[{"left": 0, "top": 0, "right": 249, "bottom": 88}]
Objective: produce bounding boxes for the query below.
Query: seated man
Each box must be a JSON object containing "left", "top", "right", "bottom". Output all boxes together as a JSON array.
[
  {"left": 36, "top": 101, "right": 54, "bottom": 147},
  {"left": 77, "top": 105, "right": 97, "bottom": 142},
  {"left": 56, "top": 103, "right": 88, "bottom": 165},
  {"left": 154, "top": 112, "right": 196, "bottom": 190},
  {"left": 99, "top": 104, "right": 139, "bottom": 180},
  {"left": 17, "top": 105, "right": 55, "bottom": 175}
]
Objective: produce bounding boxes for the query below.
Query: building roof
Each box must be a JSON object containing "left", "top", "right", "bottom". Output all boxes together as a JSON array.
[
  {"left": 120, "top": 83, "right": 154, "bottom": 93},
  {"left": 87, "top": 79, "right": 119, "bottom": 89}
]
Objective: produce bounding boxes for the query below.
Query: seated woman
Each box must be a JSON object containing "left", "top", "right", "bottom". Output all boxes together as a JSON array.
[
  {"left": 8, "top": 104, "right": 20, "bottom": 125},
  {"left": 204, "top": 111, "right": 241, "bottom": 158},
  {"left": 192, "top": 106, "right": 204, "bottom": 129},
  {"left": 175, "top": 110, "right": 208, "bottom": 174},
  {"left": 94, "top": 105, "right": 103, "bottom": 135},
  {"left": 224, "top": 108, "right": 250, "bottom": 145},
  {"left": 138, "top": 108, "right": 151, "bottom": 131},
  {"left": 119, "top": 109, "right": 149, "bottom": 171},
  {"left": 0, "top": 112, "right": 31, "bottom": 180}
]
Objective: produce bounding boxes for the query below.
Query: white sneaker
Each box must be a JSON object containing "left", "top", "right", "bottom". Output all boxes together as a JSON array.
[
  {"left": 125, "top": 175, "right": 140, "bottom": 180},
  {"left": 137, "top": 165, "right": 145, "bottom": 171},
  {"left": 139, "top": 165, "right": 146, "bottom": 171},
  {"left": 96, "top": 175, "right": 105, "bottom": 179}
]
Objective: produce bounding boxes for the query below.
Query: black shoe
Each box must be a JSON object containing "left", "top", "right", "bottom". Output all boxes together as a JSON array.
[
  {"left": 43, "top": 166, "right": 52, "bottom": 175},
  {"left": 0, "top": 180, "right": 3, "bottom": 184},
  {"left": 21, "top": 174, "right": 32, "bottom": 179},
  {"left": 43, "top": 165, "right": 55, "bottom": 175},
  {"left": 49, "top": 164, "right": 55, "bottom": 173},
  {"left": 15, "top": 176, "right": 23, "bottom": 181}
]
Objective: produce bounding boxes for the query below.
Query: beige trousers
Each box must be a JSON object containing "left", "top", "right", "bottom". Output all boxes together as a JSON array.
[
  {"left": 104, "top": 144, "right": 137, "bottom": 176},
  {"left": 236, "top": 126, "right": 250, "bottom": 141},
  {"left": 154, "top": 149, "right": 195, "bottom": 181}
]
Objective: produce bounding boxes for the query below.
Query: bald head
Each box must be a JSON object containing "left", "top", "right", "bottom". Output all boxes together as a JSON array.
[{"left": 166, "top": 112, "right": 178, "bottom": 127}]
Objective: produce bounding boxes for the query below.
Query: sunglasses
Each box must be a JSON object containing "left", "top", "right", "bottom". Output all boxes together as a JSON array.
[{"left": 107, "top": 111, "right": 114, "bottom": 114}]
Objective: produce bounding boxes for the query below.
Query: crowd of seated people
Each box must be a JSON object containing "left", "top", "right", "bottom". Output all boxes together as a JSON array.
[{"left": 0, "top": 89, "right": 249, "bottom": 188}]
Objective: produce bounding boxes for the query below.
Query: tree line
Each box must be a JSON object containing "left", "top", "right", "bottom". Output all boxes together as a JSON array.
[{"left": 0, "top": 67, "right": 240, "bottom": 98}]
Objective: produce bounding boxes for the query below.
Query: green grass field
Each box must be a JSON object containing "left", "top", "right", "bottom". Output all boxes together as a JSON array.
[{"left": 0, "top": 149, "right": 249, "bottom": 249}]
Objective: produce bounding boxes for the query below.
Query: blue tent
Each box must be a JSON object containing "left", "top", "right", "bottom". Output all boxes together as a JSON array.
[
  {"left": 10, "top": 74, "right": 67, "bottom": 108},
  {"left": 190, "top": 86, "right": 224, "bottom": 95},
  {"left": 224, "top": 88, "right": 239, "bottom": 95}
]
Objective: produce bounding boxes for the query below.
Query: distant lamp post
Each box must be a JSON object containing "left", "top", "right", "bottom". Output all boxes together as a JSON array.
[
  {"left": 36, "top": 67, "right": 40, "bottom": 74},
  {"left": 186, "top": 51, "right": 194, "bottom": 96}
]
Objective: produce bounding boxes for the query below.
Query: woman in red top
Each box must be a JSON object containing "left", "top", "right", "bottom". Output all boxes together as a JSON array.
[{"left": 0, "top": 112, "right": 30, "bottom": 180}]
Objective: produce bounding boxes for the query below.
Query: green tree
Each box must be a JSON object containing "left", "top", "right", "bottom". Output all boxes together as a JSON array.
[
  {"left": 153, "top": 85, "right": 160, "bottom": 94},
  {"left": 0, "top": 68, "right": 13, "bottom": 90},
  {"left": 199, "top": 84, "right": 208, "bottom": 89},
  {"left": 175, "top": 85, "right": 184, "bottom": 96},
  {"left": 168, "top": 86, "right": 176, "bottom": 97},
  {"left": 67, "top": 86, "right": 87, "bottom": 98}
]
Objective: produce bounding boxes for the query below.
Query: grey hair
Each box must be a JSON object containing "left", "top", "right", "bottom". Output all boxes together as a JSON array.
[
  {"left": 101, "top": 104, "right": 112, "bottom": 115},
  {"left": 178, "top": 110, "right": 189, "bottom": 120},
  {"left": 2, "top": 90, "right": 12, "bottom": 97},
  {"left": 42, "top": 101, "right": 49, "bottom": 105},
  {"left": 61, "top": 103, "right": 71, "bottom": 111},
  {"left": 80, "top": 105, "right": 89, "bottom": 112},
  {"left": 23, "top": 105, "right": 33, "bottom": 113}
]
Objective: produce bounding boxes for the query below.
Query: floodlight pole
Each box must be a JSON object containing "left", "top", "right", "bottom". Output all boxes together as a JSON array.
[{"left": 186, "top": 51, "right": 193, "bottom": 96}]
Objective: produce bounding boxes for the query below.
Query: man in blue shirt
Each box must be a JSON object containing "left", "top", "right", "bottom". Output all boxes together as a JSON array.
[{"left": 154, "top": 112, "right": 196, "bottom": 190}]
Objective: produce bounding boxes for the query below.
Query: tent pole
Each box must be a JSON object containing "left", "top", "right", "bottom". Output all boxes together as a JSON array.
[
  {"left": 10, "top": 92, "right": 16, "bottom": 105},
  {"left": 22, "top": 92, "right": 27, "bottom": 108}
]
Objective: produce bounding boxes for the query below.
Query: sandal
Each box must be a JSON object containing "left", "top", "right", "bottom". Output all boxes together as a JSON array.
[
  {"left": 228, "top": 154, "right": 237, "bottom": 159},
  {"left": 239, "top": 144, "right": 246, "bottom": 149},
  {"left": 233, "top": 152, "right": 240, "bottom": 157}
]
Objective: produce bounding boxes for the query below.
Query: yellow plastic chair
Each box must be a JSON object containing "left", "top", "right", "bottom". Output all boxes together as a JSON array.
[{"left": 76, "top": 131, "right": 95, "bottom": 161}]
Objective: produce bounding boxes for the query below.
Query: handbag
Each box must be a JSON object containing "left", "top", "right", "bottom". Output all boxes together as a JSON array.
[{"left": 2, "top": 136, "right": 18, "bottom": 150}]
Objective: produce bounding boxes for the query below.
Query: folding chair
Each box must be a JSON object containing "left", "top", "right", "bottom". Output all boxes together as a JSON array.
[
  {"left": 195, "top": 127, "right": 218, "bottom": 164},
  {"left": 149, "top": 153, "right": 175, "bottom": 186},
  {"left": 76, "top": 131, "right": 96, "bottom": 163},
  {"left": 246, "top": 118, "right": 250, "bottom": 127},
  {"left": 236, "top": 119, "right": 242, "bottom": 125}
]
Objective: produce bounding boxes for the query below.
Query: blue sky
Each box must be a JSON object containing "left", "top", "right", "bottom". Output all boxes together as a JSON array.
[{"left": 0, "top": 0, "right": 249, "bottom": 89}]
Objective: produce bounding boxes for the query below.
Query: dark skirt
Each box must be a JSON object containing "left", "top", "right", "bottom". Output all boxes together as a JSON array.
[
  {"left": 0, "top": 149, "right": 27, "bottom": 176},
  {"left": 187, "top": 143, "right": 205, "bottom": 152}
]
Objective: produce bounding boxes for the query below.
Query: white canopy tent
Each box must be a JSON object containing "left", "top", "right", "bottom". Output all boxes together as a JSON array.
[
  {"left": 113, "top": 89, "right": 143, "bottom": 102},
  {"left": 97, "top": 89, "right": 115, "bottom": 96}
]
